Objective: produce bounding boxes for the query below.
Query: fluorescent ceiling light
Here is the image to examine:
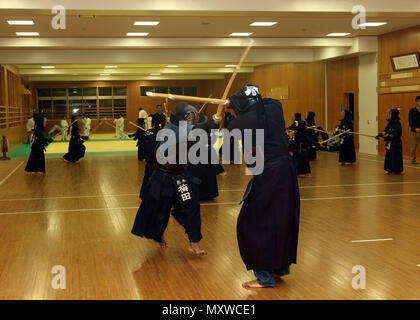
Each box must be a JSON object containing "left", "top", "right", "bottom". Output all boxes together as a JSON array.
[
  {"left": 229, "top": 33, "right": 253, "bottom": 37},
  {"left": 41, "top": 66, "right": 55, "bottom": 69},
  {"left": 150, "top": 73, "right": 161, "bottom": 75},
  {"left": 126, "top": 32, "right": 149, "bottom": 36},
  {"left": 105, "top": 66, "right": 118, "bottom": 68},
  {"left": 326, "top": 33, "right": 350, "bottom": 37},
  {"left": 16, "top": 32, "right": 39, "bottom": 36},
  {"left": 134, "top": 21, "right": 159, "bottom": 26},
  {"left": 165, "top": 65, "right": 178, "bottom": 68},
  {"left": 225, "top": 65, "right": 237, "bottom": 68},
  {"left": 8, "top": 20, "right": 34, "bottom": 25},
  {"left": 250, "top": 22, "right": 277, "bottom": 26},
  {"left": 358, "top": 22, "right": 387, "bottom": 27},
  {"left": 100, "top": 73, "right": 110, "bottom": 76}
]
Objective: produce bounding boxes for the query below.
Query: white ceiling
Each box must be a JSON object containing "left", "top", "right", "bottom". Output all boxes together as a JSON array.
[{"left": 0, "top": 0, "right": 418, "bottom": 81}]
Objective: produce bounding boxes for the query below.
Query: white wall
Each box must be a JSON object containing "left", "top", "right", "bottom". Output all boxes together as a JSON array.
[{"left": 358, "top": 53, "right": 378, "bottom": 155}]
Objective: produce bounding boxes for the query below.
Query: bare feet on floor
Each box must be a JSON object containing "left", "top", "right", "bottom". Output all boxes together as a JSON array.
[
  {"left": 189, "top": 242, "right": 205, "bottom": 255},
  {"left": 242, "top": 280, "right": 267, "bottom": 289}
]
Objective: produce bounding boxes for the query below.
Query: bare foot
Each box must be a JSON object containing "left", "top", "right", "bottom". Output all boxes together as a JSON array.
[
  {"left": 159, "top": 236, "right": 168, "bottom": 249},
  {"left": 305, "top": 174, "right": 312, "bottom": 178},
  {"left": 384, "top": 171, "right": 392, "bottom": 175},
  {"left": 220, "top": 172, "right": 227, "bottom": 177},
  {"left": 242, "top": 280, "right": 266, "bottom": 289},
  {"left": 189, "top": 242, "right": 205, "bottom": 255}
]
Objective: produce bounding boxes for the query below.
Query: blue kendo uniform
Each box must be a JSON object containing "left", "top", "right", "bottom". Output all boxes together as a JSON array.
[
  {"left": 131, "top": 102, "right": 218, "bottom": 243},
  {"left": 223, "top": 85, "right": 301, "bottom": 287}
]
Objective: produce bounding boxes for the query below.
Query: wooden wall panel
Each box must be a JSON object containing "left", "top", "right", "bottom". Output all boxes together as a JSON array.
[
  {"left": 0, "top": 65, "right": 33, "bottom": 150},
  {"left": 326, "top": 57, "right": 359, "bottom": 149},
  {"left": 203, "top": 62, "right": 326, "bottom": 130},
  {"left": 378, "top": 25, "right": 420, "bottom": 158}
]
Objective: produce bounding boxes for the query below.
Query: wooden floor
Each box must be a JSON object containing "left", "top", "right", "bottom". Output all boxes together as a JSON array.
[{"left": 0, "top": 152, "right": 419, "bottom": 300}]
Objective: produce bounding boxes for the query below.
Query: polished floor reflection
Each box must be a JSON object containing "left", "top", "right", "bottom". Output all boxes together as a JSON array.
[{"left": 0, "top": 152, "right": 419, "bottom": 299}]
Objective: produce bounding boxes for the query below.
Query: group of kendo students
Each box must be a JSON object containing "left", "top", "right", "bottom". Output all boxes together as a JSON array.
[
  {"left": 287, "top": 107, "right": 404, "bottom": 177},
  {"left": 24, "top": 113, "right": 89, "bottom": 174}
]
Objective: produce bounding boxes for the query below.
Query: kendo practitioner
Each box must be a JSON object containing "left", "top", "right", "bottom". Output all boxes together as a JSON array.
[
  {"left": 131, "top": 102, "right": 221, "bottom": 255},
  {"left": 223, "top": 85, "right": 300, "bottom": 288},
  {"left": 305, "top": 111, "right": 318, "bottom": 160},
  {"left": 151, "top": 104, "right": 167, "bottom": 130},
  {"left": 188, "top": 131, "right": 224, "bottom": 201},
  {"left": 376, "top": 108, "right": 403, "bottom": 175},
  {"left": 138, "top": 127, "right": 159, "bottom": 199},
  {"left": 25, "top": 115, "right": 53, "bottom": 175},
  {"left": 338, "top": 110, "right": 356, "bottom": 165},
  {"left": 287, "top": 113, "right": 302, "bottom": 130},
  {"left": 129, "top": 118, "right": 148, "bottom": 161},
  {"left": 63, "top": 117, "right": 86, "bottom": 163},
  {"left": 291, "top": 121, "right": 314, "bottom": 178}
]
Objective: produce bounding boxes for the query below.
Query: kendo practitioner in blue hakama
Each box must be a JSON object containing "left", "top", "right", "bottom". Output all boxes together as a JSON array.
[
  {"left": 291, "top": 120, "right": 315, "bottom": 178},
  {"left": 376, "top": 108, "right": 403, "bottom": 175},
  {"left": 62, "top": 117, "right": 86, "bottom": 163},
  {"left": 338, "top": 110, "right": 356, "bottom": 165},
  {"left": 305, "top": 111, "right": 318, "bottom": 160},
  {"left": 24, "top": 115, "right": 53, "bottom": 175},
  {"left": 129, "top": 118, "right": 147, "bottom": 161},
  {"left": 223, "top": 85, "right": 300, "bottom": 288},
  {"left": 131, "top": 102, "right": 221, "bottom": 255},
  {"left": 138, "top": 127, "right": 158, "bottom": 199}
]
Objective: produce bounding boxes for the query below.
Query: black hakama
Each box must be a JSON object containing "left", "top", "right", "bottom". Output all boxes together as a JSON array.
[
  {"left": 226, "top": 96, "right": 300, "bottom": 272},
  {"left": 305, "top": 112, "right": 317, "bottom": 160},
  {"left": 380, "top": 110, "right": 403, "bottom": 174},
  {"left": 338, "top": 132, "right": 356, "bottom": 163},
  {"left": 237, "top": 157, "right": 300, "bottom": 270},
  {"left": 385, "top": 139, "right": 403, "bottom": 173},
  {"left": 63, "top": 134, "right": 85, "bottom": 162},
  {"left": 24, "top": 136, "right": 51, "bottom": 173},
  {"left": 291, "top": 127, "right": 313, "bottom": 175},
  {"left": 25, "top": 117, "right": 52, "bottom": 173}
]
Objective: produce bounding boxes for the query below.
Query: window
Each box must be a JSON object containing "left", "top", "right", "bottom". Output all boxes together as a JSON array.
[
  {"left": 169, "top": 87, "right": 183, "bottom": 95},
  {"left": 39, "top": 100, "right": 53, "bottom": 119},
  {"left": 99, "top": 87, "right": 112, "bottom": 96},
  {"left": 82, "top": 99, "right": 97, "bottom": 118},
  {"left": 53, "top": 100, "right": 67, "bottom": 119},
  {"left": 140, "top": 86, "right": 197, "bottom": 96},
  {"left": 37, "top": 88, "right": 51, "bottom": 97},
  {"left": 68, "top": 88, "right": 82, "bottom": 97},
  {"left": 35, "top": 86, "right": 127, "bottom": 119},
  {"left": 183, "top": 87, "right": 197, "bottom": 96},
  {"left": 113, "top": 87, "right": 127, "bottom": 96},
  {"left": 99, "top": 99, "right": 112, "bottom": 119},
  {"left": 52, "top": 88, "right": 66, "bottom": 97}
]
